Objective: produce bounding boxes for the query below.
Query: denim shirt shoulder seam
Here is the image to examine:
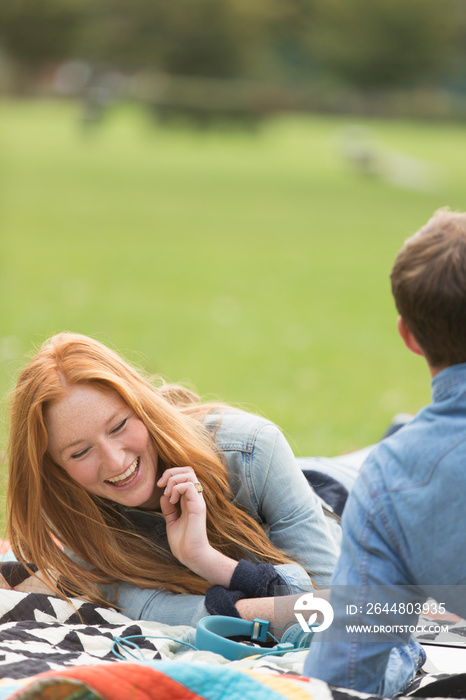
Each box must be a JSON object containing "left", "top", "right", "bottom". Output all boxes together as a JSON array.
[
  {"left": 213, "top": 419, "right": 270, "bottom": 454},
  {"left": 365, "top": 434, "right": 466, "bottom": 501}
]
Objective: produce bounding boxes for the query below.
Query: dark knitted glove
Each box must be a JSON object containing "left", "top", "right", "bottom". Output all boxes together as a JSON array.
[{"left": 205, "top": 559, "right": 285, "bottom": 617}]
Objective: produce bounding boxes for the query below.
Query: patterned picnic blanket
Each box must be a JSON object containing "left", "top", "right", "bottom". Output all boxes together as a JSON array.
[{"left": 0, "top": 590, "right": 463, "bottom": 699}]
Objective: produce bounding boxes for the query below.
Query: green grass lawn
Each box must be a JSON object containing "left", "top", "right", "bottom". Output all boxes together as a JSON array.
[{"left": 1, "top": 99, "right": 465, "bottom": 474}]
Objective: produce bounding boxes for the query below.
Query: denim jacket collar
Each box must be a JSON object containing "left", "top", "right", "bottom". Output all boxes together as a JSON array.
[{"left": 432, "top": 362, "right": 466, "bottom": 403}]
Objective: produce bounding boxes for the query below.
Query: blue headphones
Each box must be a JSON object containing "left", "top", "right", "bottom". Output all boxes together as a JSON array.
[{"left": 196, "top": 615, "right": 314, "bottom": 661}]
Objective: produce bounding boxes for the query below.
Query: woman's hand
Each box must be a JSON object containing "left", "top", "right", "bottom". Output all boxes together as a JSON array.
[
  {"left": 157, "top": 467, "right": 237, "bottom": 586},
  {"left": 157, "top": 466, "right": 208, "bottom": 567}
]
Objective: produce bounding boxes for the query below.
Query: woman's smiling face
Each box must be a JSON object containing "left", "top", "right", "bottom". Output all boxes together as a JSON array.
[{"left": 45, "top": 384, "right": 162, "bottom": 510}]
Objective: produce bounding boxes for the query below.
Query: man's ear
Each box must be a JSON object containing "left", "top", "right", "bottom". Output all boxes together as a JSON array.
[{"left": 397, "top": 316, "right": 424, "bottom": 357}]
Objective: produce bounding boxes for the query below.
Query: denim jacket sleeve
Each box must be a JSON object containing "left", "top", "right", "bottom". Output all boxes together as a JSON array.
[
  {"left": 98, "top": 562, "right": 313, "bottom": 626},
  {"left": 98, "top": 581, "right": 211, "bottom": 627},
  {"left": 220, "top": 418, "right": 339, "bottom": 588}
]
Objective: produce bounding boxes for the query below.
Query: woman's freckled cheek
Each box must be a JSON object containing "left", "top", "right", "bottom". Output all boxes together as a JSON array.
[{"left": 44, "top": 387, "right": 126, "bottom": 465}]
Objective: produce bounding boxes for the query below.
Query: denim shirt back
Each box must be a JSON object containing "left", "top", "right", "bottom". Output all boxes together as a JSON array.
[{"left": 305, "top": 363, "right": 466, "bottom": 695}]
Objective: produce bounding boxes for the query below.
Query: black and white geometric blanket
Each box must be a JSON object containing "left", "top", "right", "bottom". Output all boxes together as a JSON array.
[
  {"left": 0, "top": 590, "right": 464, "bottom": 699},
  {"left": 0, "top": 590, "right": 195, "bottom": 681}
]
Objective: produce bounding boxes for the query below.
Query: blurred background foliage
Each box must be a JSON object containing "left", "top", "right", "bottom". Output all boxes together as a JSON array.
[
  {"left": 1, "top": 0, "right": 466, "bottom": 110},
  {"left": 1, "top": 0, "right": 466, "bottom": 469}
]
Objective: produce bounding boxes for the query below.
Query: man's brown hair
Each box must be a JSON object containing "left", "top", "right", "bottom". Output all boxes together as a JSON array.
[{"left": 391, "top": 209, "right": 466, "bottom": 368}]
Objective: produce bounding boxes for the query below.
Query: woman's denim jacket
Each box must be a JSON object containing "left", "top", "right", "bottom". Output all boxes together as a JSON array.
[{"left": 99, "top": 410, "right": 340, "bottom": 626}]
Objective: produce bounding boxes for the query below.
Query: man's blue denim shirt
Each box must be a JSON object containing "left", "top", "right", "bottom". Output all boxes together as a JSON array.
[
  {"left": 305, "top": 363, "right": 466, "bottom": 695},
  {"left": 99, "top": 410, "right": 340, "bottom": 626}
]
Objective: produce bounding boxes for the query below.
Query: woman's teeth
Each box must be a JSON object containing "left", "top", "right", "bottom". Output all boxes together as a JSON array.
[{"left": 106, "top": 458, "right": 139, "bottom": 486}]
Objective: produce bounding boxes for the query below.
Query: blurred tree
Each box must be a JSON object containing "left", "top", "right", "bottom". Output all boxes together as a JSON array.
[
  {"left": 0, "top": 0, "right": 84, "bottom": 93},
  {"left": 0, "top": 0, "right": 81, "bottom": 69},
  {"left": 1, "top": 0, "right": 466, "bottom": 101},
  {"left": 239, "top": 0, "right": 317, "bottom": 81},
  {"left": 74, "top": 0, "right": 252, "bottom": 77},
  {"left": 308, "top": 0, "right": 462, "bottom": 88}
]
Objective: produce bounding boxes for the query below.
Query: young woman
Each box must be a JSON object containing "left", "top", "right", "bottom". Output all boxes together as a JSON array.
[{"left": 5, "top": 332, "right": 340, "bottom": 626}]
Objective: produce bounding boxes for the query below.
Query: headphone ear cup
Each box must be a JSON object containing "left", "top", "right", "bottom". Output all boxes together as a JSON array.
[
  {"left": 196, "top": 616, "right": 269, "bottom": 660},
  {"left": 281, "top": 623, "right": 314, "bottom": 649}
]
